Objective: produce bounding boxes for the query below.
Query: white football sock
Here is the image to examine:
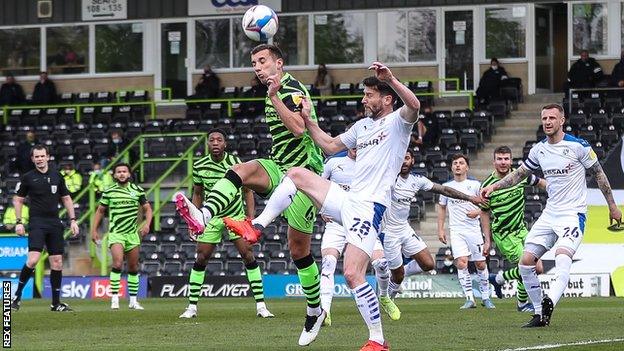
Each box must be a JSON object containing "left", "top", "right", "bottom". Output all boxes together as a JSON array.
[
  {"left": 129, "top": 296, "right": 137, "bottom": 304},
  {"left": 320, "top": 255, "right": 337, "bottom": 314},
  {"left": 477, "top": 267, "right": 490, "bottom": 300},
  {"left": 405, "top": 260, "right": 424, "bottom": 277},
  {"left": 457, "top": 268, "right": 474, "bottom": 301},
  {"left": 388, "top": 279, "right": 401, "bottom": 299},
  {"left": 519, "top": 264, "right": 542, "bottom": 316},
  {"left": 551, "top": 254, "right": 572, "bottom": 306},
  {"left": 353, "top": 282, "right": 384, "bottom": 345},
  {"left": 252, "top": 176, "right": 298, "bottom": 228},
  {"left": 372, "top": 258, "right": 389, "bottom": 297}
]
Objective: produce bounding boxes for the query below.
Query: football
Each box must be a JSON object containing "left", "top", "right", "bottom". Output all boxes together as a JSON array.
[{"left": 241, "top": 5, "right": 279, "bottom": 42}]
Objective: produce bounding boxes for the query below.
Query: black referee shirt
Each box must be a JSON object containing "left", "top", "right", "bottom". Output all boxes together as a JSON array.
[{"left": 16, "top": 168, "right": 70, "bottom": 218}]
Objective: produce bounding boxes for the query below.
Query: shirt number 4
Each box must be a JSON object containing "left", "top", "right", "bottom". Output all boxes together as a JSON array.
[{"left": 350, "top": 217, "right": 371, "bottom": 238}]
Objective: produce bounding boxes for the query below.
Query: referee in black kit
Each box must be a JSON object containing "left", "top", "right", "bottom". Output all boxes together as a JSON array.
[{"left": 11, "top": 145, "right": 79, "bottom": 311}]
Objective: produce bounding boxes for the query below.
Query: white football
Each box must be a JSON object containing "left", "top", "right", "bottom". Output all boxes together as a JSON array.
[{"left": 242, "top": 5, "right": 279, "bottom": 42}]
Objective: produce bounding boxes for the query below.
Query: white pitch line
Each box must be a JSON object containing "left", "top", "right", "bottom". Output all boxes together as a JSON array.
[{"left": 498, "top": 338, "right": 624, "bottom": 351}]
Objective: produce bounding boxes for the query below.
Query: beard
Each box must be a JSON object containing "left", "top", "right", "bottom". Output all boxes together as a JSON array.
[
  {"left": 365, "top": 105, "right": 382, "bottom": 118},
  {"left": 115, "top": 177, "right": 130, "bottom": 184}
]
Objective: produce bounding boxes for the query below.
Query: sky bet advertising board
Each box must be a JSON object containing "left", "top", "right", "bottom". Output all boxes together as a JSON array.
[{"left": 43, "top": 276, "right": 147, "bottom": 299}]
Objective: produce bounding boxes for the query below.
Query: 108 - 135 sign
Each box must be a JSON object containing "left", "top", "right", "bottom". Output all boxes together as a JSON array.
[{"left": 82, "top": 0, "right": 127, "bottom": 21}]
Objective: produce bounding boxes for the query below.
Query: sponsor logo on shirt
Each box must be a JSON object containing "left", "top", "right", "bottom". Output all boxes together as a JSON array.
[
  {"left": 543, "top": 163, "right": 573, "bottom": 176},
  {"left": 356, "top": 131, "right": 387, "bottom": 150}
]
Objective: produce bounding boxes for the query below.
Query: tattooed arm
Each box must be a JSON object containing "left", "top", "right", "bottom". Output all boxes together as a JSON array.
[
  {"left": 587, "top": 162, "right": 622, "bottom": 224},
  {"left": 480, "top": 165, "right": 532, "bottom": 199},
  {"left": 430, "top": 183, "right": 481, "bottom": 205}
]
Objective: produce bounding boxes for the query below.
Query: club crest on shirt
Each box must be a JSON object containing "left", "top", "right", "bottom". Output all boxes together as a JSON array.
[
  {"left": 51, "top": 185, "right": 57, "bottom": 194},
  {"left": 563, "top": 148, "right": 570, "bottom": 156}
]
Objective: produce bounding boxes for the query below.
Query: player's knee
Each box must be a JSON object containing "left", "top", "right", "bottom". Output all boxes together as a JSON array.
[
  {"left": 343, "top": 268, "right": 361, "bottom": 288},
  {"left": 240, "top": 250, "right": 255, "bottom": 265},
  {"left": 421, "top": 259, "right": 435, "bottom": 272},
  {"left": 455, "top": 257, "right": 468, "bottom": 269},
  {"left": 48, "top": 256, "right": 63, "bottom": 270},
  {"left": 391, "top": 268, "right": 404, "bottom": 284},
  {"left": 474, "top": 260, "right": 487, "bottom": 270},
  {"left": 230, "top": 163, "right": 250, "bottom": 183},
  {"left": 195, "top": 251, "right": 210, "bottom": 265},
  {"left": 285, "top": 167, "right": 306, "bottom": 184}
]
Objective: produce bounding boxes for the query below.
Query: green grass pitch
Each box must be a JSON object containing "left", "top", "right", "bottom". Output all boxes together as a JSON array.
[{"left": 9, "top": 297, "right": 624, "bottom": 350}]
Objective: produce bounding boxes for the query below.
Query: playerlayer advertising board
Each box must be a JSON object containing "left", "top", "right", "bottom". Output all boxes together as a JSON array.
[
  {"left": 150, "top": 275, "right": 377, "bottom": 298},
  {"left": 150, "top": 276, "right": 251, "bottom": 298},
  {"left": 0, "top": 278, "right": 33, "bottom": 300},
  {"left": 43, "top": 276, "right": 148, "bottom": 299},
  {"left": 395, "top": 273, "right": 611, "bottom": 298},
  {"left": 0, "top": 236, "right": 28, "bottom": 270}
]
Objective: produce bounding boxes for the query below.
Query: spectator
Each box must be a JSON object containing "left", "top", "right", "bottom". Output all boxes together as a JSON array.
[
  {"left": 411, "top": 106, "right": 439, "bottom": 148},
  {"left": 567, "top": 50, "right": 603, "bottom": 89},
  {"left": 61, "top": 163, "right": 83, "bottom": 198},
  {"left": 15, "top": 131, "right": 37, "bottom": 175},
  {"left": 102, "top": 131, "right": 126, "bottom": 168},
  {"left": 195, "top": 65, "right": 220, "bottom": 99},
  {"left": 2, "top": 203, "right": 30, "bottom": 231},
  {"left": 88, "top": 162, "right": 114, "bottom": 195},
  {"left": 0, "top": 74, "right": 25, "bottom": 106},
  {"left": 611, "top": 50, "right": 624, "bottom": 88},
  {"left": 476, "top": 58, "right": 508, "bottom": 106},
  {"left": 32, "top": 71, "right": 57, "bottom": 105},
  {"left": 439, "top": 248, "right": 456, "bottom": 274},
  {"left": 314, "top": 63, "right": 333, "bottom": 96}
]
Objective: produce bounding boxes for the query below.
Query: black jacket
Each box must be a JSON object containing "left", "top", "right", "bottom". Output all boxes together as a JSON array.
[
  {"left": 32, "top": 79, "right": 57, "bottom": 105},
  {"left": 195, "top": 73, "right": 220, "bottom": 99},
  {"left": 16, "top": 141, "right": 37, "bottom": 175},
  {"left": 567, "top": 58, "right": 603, "bottom": 89},
  {"left": 476, "top": 67, "right": 508, "bottom": 101},
  {"left": 611, "top": 60, "right": 624, "bottom": 86},
  {"left": 0, "top": 82, "right": 25, "bottom": 106}
]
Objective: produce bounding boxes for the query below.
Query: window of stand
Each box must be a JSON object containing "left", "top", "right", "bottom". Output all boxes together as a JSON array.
[
  {"left": 485, "top": 6, "right": 527, "bottom": 59},
  {"left": 377, "top": 10, "right": 437, "bottom": 63},
  {"left": 95, "top": 22, "right": 144, "bottom": 73},
  {"left": 314, "top": 13, "right": 365, "bottom": 64},
  {"left": 0, "top": 28, "right": 41, "bottom": 76},
  {"left": 572, "top": 2, "right": 608, "bottom": 55},
  {"left": 46, "top": 26, "right": 89, "bottom": 75}
]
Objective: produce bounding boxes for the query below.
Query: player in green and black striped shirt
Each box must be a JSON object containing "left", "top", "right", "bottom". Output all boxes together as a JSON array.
[
  {"left": 92, "top": 163, "right": 152, "bottom": 310},
  {"left": 479, "top": 146, "right": 546, "bottom": 312},
  {"left": 179, "top": 129, "right": 273, "bottom": 319},
  {"left": 174, "top": 44, "right": 325, "bottom": 345}
]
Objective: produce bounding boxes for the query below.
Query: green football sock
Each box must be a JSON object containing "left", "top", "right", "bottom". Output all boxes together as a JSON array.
[
  {"left": 110, "top": 268, "right": 121, "bottom": 295},
  {"left": 245, "top": 262, "right": 265, "bottom": 303},
  {"left": 189, "top": 267, "right": 206, "bottom": 305},
  {"left": 503, "top": 267, "right": 522, "bottom": 281},
  {"left": 205, "top": 171, "right": 242, "bottom": 218},
  {"left": 127, "top": 272, "right": 139, "bottom": 297},
  {"left": 517, "top": 281, "right": 528, "bottom": 304},
  {"left": 294, "top": 255, "right": 321, "bottom": 312}
]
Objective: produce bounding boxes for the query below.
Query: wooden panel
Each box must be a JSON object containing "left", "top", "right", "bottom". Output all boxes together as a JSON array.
[{"left": 15, "top": 75, "right": 154, "bottom": 95}]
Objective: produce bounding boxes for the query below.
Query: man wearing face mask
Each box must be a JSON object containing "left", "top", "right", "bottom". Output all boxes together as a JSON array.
[
  {"left": 103, "top": 131, "right": 126, "bottom": 168},
  {"left": 476, "top": 58, "right": 508, "bottom": 107}
]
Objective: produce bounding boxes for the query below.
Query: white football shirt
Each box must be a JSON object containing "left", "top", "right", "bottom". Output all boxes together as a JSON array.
[
  {"left": 340, "top": 109, "right": 414, "bottom": 207},
  {"left": 385, "top": 174, "right": 434, "bottom": 228},
  {"left": 439, "top": 178, "right": 482, "bottom": 233},
  {"left": 523, "top": 134, "right": 597, "bottom": 214},
  {"left": 322, "top": 153, "right": 355, "bottom": 191}
]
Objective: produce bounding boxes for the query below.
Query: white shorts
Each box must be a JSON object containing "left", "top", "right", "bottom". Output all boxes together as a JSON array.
[
  {"left": 524, "top": 211, "right": 586, "bottom": 256},
  {"left": 449, "top": 230, "right": 485, "bottom": 261},
  {"left": 320, "top": 182, "right": 386, "bottom": 257},
  {"left": 321, "top": 221, "right": 383, "bottom": 255},
  {"left": 381, "top": 224, "right": 428, "bottom": 270}
]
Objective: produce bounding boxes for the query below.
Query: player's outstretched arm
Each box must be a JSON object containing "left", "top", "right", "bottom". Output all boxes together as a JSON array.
[
  {"left": 267, "top": 74, "right": 305, "bottom": 137},
  {"left": 369, "top": 62, "right": 420, "bottom": 123},
  {"left": 587, "top": 162, "right": 622, "bottom": 225},
  {"left": 301, "top": 97, "right": 346, "bottom": 155},
  {"left": 481, "top": 165, "right": 532, "bottom": 199},
  {"left": 430, "top": 183, "right": 483, "bottom": 205}
]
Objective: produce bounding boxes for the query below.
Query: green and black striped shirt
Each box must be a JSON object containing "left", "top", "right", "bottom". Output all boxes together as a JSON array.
[
  {"left": 481, "top": 170, "right": 540, "bottom": 236},
  {"left": 99, "top": 182, "right": 147, "bottom": 235},
  {"left": 264, "top": 72, "right": 324, "bottom": 174},
  {"left": 193, "top": 152, "right": 244, "bottom": 218}
]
